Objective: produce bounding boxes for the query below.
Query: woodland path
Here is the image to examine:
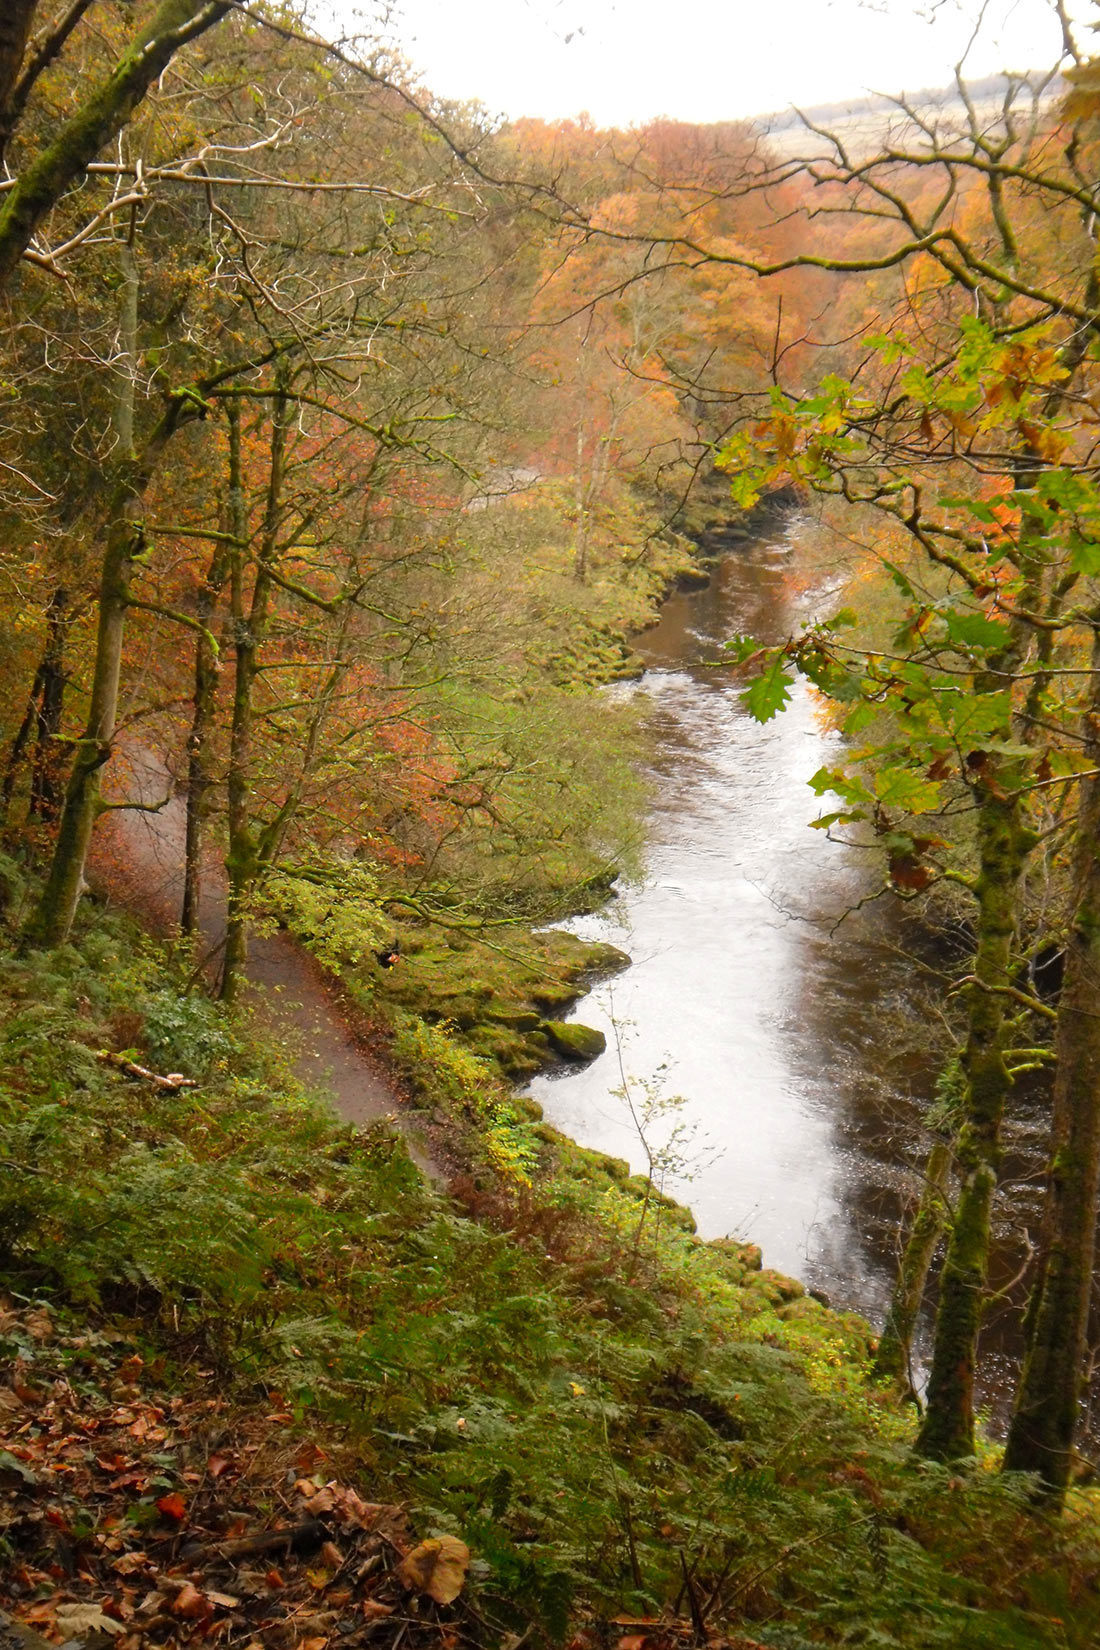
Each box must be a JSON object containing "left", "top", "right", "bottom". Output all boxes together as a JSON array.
[{"left": 88, "top": 745, "right": 444, "bottom": 1182}]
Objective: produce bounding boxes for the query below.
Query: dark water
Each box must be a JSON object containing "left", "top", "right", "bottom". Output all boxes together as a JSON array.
[{"left": 528, "top": 521, "right": 1046, "bottom": 1419}]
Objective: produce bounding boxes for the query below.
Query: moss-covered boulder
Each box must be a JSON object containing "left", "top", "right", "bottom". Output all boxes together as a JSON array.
[
  {"left": 365, "top": 923, "right": 628, "bottom": 1080},
  {"left": 542, "top": 1019, "right": 606, "bottom": 1062},
  {"left": 747, "top": 1267, "right": 805, "bottom": 1308},
  {"left": 707, "top": 1235, "right": 763, "bottom": 1273}
]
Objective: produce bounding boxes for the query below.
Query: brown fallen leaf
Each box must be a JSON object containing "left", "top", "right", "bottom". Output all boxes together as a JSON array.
[
  {"left": 112, "top": 1551, "right": 151, "bottom": 1575},
  {"left": 171, "top": 1583, "right": 211, "bottom": 1619},
  {"left": 396, "top": 1535, "right": 470, "bottom": 1605},
  {"left": 360, "top": 1601, "right": 394, "bottom": 1621},
  {"left": 55, "top": 1604, "right": 126, "bottom": 1637}
]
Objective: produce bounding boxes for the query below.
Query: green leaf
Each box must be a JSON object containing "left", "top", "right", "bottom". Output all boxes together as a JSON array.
[
  {"left": 940, "top": 690, "right": 1013, "bottom": 740},
  {"left": 741, "top": 656, "right": 795, "bottom": 723},
  {"left": 1068, "top": 534, "right": 1100, "bottom": 576},
  {"left": 723, "top": 633, "right": 761, "bottom": 664},
  {"left": 942, "top": 610, "right": 1011, "bottom": 651},
  {"left": 808, "top": 767, "right": 873, "bottom": 808},
  {"left": 881, "top": 559, "right": 918, "bottom": 600},
  {"left": 809, "top": 809, "right": 867, "bottom": 829},
  {"left": 872, "top": 765, "right": 942, "bottom": 813},
  {"left": 937, "top": 494, "right": 999, "bottom": 524}
]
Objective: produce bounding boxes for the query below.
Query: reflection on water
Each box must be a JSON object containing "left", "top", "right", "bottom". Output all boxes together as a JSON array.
[
  {"left": 528, "top": 522, "right": 1096, "bottom": 1432},
  {"left": 527, "top": 523, "right": 940, "bottom": 1319}
]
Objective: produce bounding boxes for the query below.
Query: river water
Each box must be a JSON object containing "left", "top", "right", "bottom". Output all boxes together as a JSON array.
[{"left": 528, "top": 519, "right": 1031, "bottom": 1399}]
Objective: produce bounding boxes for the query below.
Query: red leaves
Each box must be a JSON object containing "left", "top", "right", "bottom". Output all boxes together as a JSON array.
[
  {"left": 887, "top": 851, "right": 933, "bottom": 892},
  {"left": 156, "top": 1492, "right": 188, "bottom": 1523}
]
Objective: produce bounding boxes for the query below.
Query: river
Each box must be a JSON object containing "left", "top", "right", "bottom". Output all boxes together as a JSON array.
[{"left": 527, "top": 516, "right": 1046, "bottom": 1415}]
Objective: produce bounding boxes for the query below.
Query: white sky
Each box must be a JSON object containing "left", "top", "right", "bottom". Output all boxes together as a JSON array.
[{"left": 343, "top": 0, "right": 1089, "bottom": 128}]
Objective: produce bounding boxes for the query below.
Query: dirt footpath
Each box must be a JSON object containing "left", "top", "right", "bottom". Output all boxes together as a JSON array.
[{"left": 88, "top": 745, "right": 442, "bottom": 1182}]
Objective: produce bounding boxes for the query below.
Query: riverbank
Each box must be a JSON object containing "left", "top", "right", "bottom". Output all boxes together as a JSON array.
[{"left": 3, "top": 896, "right": 1099, "bottom": 1649}]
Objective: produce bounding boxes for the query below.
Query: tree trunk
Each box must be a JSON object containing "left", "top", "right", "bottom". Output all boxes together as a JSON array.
[
  {"left": 0, "top": 0, "right": 227, "bottom": 289},
  {"left": 1, "top": 660, "right": 45, "bottom": 829},
  {"left": 915, "top": 784, "right": 1035, "bottom": 1461},
  {"left": 181, "top": 510, "right": 233, "bottom": 935},
  {"left": 28, "top": 585, "right": 72, "bottom": 823},
  {"left": 22, "top": 245, "right": 186, "bottom": 948},
  {"left": 220, "top": 389, "right": 287, "bottom": 1003},
  {"left": 22, "top": 484, "right": 143, "bottom": 946},
  {"left": 0, "top": 0, "right": 38, "bottom": 167},
  {"left": 1003, "top": 644, "right": 1100, "bottom": 1497},
  {"left": 872, "top": 1137, "right": 952, "bottom": 1397}
]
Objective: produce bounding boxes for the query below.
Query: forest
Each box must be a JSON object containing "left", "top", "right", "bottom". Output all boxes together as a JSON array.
[{"left": 3, "top": 1, "right": 1100, "bottom": 1646}]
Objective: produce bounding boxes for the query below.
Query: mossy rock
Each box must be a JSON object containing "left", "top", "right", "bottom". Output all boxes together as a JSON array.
[
  {"left": 487, "top": 1008, "right": 543, "bottom": 1032},
  {"left": 376, "top": 921, "right": 628, "bottom": 1081},
  {"left": 465, "top": 1022, "right": 549, "bottom": 1078},
  {"left": 747, "top": 1268, "right": 805, "bottom": 1307},
  {"left": 623, "top": 1173, "right": 697, "bottom": 1234},
  {"left": 777, "top": 1297, "right": 878, "bottom": 1361},
  {"left": 703, "top": 1236, "right": 764, "bottom": 1284},
  {"left": 542, "top": 1019, "right": 606, "bottom": 1062},
  {"left": 598, "top": 1153, "right": 631, "bottom": 1182},
  {"left": 707, "top": 1236, "right": 763, "bottom": 1273}
]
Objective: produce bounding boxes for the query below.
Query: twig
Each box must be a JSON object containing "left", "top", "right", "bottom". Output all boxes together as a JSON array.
[{"left": 95, "top": 1051, "right": 199, "bottom": 1090}]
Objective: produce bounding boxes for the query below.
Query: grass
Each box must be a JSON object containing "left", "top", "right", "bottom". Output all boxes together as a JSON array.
[{"left": 2, "top": 900, "right": 1100, "bottom": 1647}]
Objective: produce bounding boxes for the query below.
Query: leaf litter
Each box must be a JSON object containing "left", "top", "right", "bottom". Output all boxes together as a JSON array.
[
  {"left": 0, "top": 1298, "right": 474, "bottom": 1650},
  {"left": 1, "top": 1297, "right": 773, "bottom": 1650}
]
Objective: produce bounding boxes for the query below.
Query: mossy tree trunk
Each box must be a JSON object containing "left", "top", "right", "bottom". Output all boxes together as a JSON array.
[
  {"left": 0, "top": 0, "right": 39, "bottom": 166},
  {"left": 1003, "top": 641, "right": 1100, "bottom": 1497},
  {"left": 181, "top": 486, "right": 236, "bottom": 936},
  {"left": 27, "top": 583, "right": 72, "bottom": 824},
  {"left": 0, "top": 584, "right": 71, "bottom": 829},
  {"left": 23, "top": 474, "right": 145, "bottom": 946},
  {"left": 872, "top": 1137, "right": 952, "bottom": 1397},
  {"left": 915, "top": 781, "right": 1035, "bottom": 1461},
  {"left": 22, "top": 245, "right": 192, "bottom": 948},
  {"left": 220, "top": 388, "right": 287, "bottom": 1003},
  {"left": 0, "top": 0, "right": 227, "bottom": 289}
]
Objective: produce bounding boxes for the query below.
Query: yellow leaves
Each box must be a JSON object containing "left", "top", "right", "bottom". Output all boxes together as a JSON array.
[{"left": 395, "top": 1535, "right": 471, "bottom": 1604}]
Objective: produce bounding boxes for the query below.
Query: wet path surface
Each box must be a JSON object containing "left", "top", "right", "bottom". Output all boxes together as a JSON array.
[{"left": 90, "top": 749, "right": 441, "bottom": 1180}]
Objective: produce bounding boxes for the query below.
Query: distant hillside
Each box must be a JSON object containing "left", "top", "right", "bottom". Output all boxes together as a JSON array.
[{"left": 759, "top": 70, "right": 1060, "bottom": 157}]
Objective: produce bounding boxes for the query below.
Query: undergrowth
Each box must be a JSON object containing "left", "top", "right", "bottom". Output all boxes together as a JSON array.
[{"left": 2, "top": 905, "right": 1099, "bottom": 1647}]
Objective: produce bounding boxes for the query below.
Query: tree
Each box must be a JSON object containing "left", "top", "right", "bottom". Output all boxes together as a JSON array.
[
  {"left": 687, "top": 25, "right": 1100, "bottom": 1481},
  {"left": 0, "top": 0, "right": 229, "bottom": 288}
]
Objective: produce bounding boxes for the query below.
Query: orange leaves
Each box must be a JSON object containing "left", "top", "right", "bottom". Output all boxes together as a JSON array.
[{"left": 170, "top": 1581, "right": 210, "bottom": 1618}]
